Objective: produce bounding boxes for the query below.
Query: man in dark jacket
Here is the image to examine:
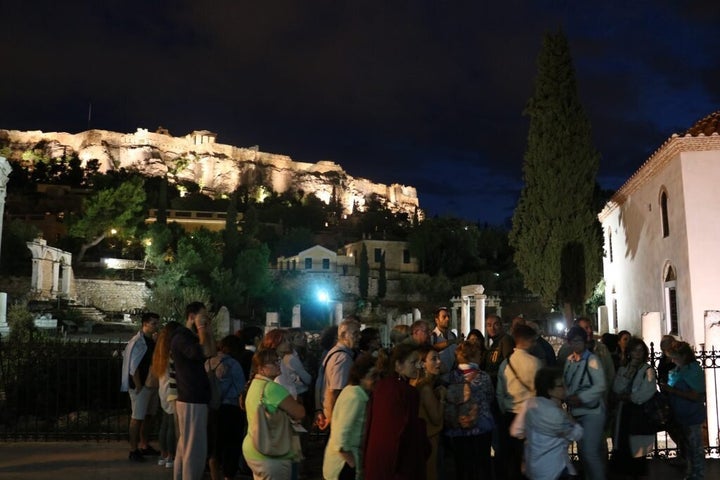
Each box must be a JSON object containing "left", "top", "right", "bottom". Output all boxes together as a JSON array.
[{"left": 171, "top": 301, "right": 216, "bottom": 480}]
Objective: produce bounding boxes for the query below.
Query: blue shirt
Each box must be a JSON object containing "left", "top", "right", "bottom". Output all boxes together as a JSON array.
[{"left": 668, "top": 361, "right": 705, "bottom": 424}]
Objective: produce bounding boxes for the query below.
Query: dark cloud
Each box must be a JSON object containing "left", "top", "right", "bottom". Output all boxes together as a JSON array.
[{"left": 2, "top": 1, "right": 719, "bottom": 225}]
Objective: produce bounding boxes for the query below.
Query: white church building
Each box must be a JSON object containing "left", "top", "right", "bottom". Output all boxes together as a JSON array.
[{"left": 599, "top": 111, "right": 720, "bottom": 349}]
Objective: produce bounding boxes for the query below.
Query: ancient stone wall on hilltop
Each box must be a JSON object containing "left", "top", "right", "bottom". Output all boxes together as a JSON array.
[{"left": 1, "top": 128, "right": 421, "bottom": 217}]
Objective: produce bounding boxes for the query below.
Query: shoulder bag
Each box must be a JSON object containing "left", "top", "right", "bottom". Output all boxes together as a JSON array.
[{"left": 250, "top": 379, "right": 292, "bottom": 457}]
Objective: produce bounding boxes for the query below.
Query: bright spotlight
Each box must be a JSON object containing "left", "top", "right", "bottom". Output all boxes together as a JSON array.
[
  {"left": 555, "top": 321, "right": 565, "bottom": 334},
  {"left": 317, "top": 290, "right": 330, "bottom": 303}
]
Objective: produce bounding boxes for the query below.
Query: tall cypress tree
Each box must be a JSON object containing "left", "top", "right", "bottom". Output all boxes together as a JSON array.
[
  {"left": 378, "top": 252, "right": 387, "bottom": 299},
  {"left": 223, "top": 188, "right": 240, "bottom": 269},
  {"left": 509, "top": 30, "right": 602, "bottom": 322},
  {"left": 359, "top": 244, "right": 369, "bottom": 300}
]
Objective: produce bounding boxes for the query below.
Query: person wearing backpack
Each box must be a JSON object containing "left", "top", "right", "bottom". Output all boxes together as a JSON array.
[
  {"left": 563, "top": 326, "right": 607, "bottom": 480},
  {"left": 317, "top": 318, "right": 360, "bottom": 431},
  {"left": 206, "top": 335, "right": 246, "bottom": 480},
  {"left": 443, "top": 341, "right": 495, "bottom": 480}
]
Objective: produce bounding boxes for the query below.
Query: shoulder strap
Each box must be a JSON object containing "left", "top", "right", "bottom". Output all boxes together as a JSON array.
[
  {"left": 259, "top": 377, "right": 271, "bottom": 405},
  {"left": 507, "top": 354, "right": 532, "bottom": 392},
  {"left": 322, "top": 348, "right": 350, "bottom": 370},
  {"left": 581, "top": 356, "right": 593, "bottom": 387},
  {"left": 209, "top": 355, "right": 224, "bottom": 372}
]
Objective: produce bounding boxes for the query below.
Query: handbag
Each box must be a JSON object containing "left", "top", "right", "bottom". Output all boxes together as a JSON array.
[
  {"left": 641, "top": 391, "right": 672, "bottom": 432},
  {"left": 250, "top": 379, "right": 292, "bottom": 457}
]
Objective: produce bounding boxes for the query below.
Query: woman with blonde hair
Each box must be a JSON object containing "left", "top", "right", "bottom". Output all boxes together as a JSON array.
[
  {"left": 150, "top": 320, "right": 181, "bottom": 468},
  {"left": 259, "top": 329, "right": 299, "bottom": 397}
]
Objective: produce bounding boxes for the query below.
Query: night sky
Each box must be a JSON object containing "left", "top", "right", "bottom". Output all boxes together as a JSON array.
[{"left": 1, "top": 1, "right": 719, "bottom": 226}]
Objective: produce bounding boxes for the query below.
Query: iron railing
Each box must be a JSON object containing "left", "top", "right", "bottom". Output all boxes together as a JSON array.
[
  {"left": 0, "top": 337, "right": 128, "bottom": 440},
  {"left": 648, "top": 342, "right": 720, "bottom": 458},
  {"left": 0, "top": 335, "right": 718, "bottom": 459}
]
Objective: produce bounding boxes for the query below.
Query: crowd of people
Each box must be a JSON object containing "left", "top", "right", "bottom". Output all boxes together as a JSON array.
[{"left": 120, "top": 305, "right": 707, "bottom": 480}]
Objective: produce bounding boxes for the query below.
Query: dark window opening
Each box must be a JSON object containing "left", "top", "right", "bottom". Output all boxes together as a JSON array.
[
  {"left": 661, "top": 191, "right": 670, "bottom": 237},
  {"left": 668, "top": 288, "right": 678, "bottom": 334},
  {"left": 612, "top": 299, "right": 618, "bottom": 331}
]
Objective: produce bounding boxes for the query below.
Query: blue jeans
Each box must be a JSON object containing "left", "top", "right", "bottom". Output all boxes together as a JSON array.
[
  {"left": 683, "top": 423, "right": 704, "bottom": 480},
  {"left": 575, "top": 412, "right": 606, "bottom": 480}
]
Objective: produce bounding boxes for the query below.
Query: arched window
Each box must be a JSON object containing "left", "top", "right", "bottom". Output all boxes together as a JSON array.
[
  {"left": 660, "top": 190, "right": 670, "bottom": 237},
  {"left": 664, "top": 265, "right": 678, "bottom": 334},
  {"left": 607, "top": 228, "right": 614, "bottom": 263}
]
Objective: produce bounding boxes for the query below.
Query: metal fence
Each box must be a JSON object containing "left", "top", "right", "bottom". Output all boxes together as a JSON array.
[
  {"left": 0, "top": 337, "right": 129, "bottom": 440},
  {"left": 648, "top": 342, "right": 720, "bottom": 458},
  {"left": 0, "top": 335, "right": 718, "bottom": 458}
]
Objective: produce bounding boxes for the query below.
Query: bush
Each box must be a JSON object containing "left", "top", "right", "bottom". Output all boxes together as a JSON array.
[{"left": 7, "top": 303, "right": 36, "bottom": 342}]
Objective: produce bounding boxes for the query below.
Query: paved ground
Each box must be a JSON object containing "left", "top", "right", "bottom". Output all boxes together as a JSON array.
[{"left": 0, "top": 440, "right": 717, "bottom": 479}]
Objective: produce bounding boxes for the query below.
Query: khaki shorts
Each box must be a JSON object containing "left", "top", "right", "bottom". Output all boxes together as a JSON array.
[{"left": 129, "top": 387, "right": 156, "bottom": 420}]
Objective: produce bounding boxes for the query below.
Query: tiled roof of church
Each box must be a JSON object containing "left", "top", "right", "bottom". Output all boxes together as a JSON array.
[
  {"left": 599, "top": 110, "right": 720, "bottom": 220},
  {"left": 685, "top": 111, "right": 720, "bottom": 136}
]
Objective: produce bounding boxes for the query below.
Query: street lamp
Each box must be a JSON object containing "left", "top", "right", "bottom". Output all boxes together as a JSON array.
[{"left": 317, "top": 288, "right": 332, "bottom": 325}]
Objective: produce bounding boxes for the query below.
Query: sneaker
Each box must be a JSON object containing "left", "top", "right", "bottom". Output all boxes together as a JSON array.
[
  {"left": 165, "top": 458, "right": 174, "bottom": 469},
  {"left": 158, "top": 457, "right": 167, "bottom": 466},
  {"left": 140, "top": 445, "right": 160, "bottom": 456},
  {"left": 128, "top": 450, "right": 146, "bottom": 462}
]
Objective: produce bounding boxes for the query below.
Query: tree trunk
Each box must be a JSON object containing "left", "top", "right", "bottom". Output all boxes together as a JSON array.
[
  {"left": 562, "top": 301, "right": 574, "bottom": 329},
  {"left": 76, "top": 233, "right": 106, "bottom": 263}
]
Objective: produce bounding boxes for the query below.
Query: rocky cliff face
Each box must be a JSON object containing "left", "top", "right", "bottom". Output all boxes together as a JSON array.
[{"left": 0, "top": 127, "right": 421, "bottom": 217}]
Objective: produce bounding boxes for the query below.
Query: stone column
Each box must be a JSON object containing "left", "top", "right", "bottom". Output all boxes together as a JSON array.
[
  {"left": 30, "top": 258, "right": 42, "bottom": 294},
  {"left": 460, "top": 296, "right": 471, "bottom": 336},
  {"left": 265, "top": 312, "right": 279, "bottom": 334},
  {"left": 450, "top": 296, "right": 461, "bottom": 335},
  {"left": 0, "top": 158, "right": 11, "bottom": 327},
  {"left": 51, "top": 261, "right": 61, "bottom": 295},
  {"left": 0, "top": 292, "right": 8, "bottom": 336},
  {"left": 61, "top": 264, "right": 73, "bottom": 297},
  {"left": 333, "top": 302, "right": 343, "bottom": 326},
  {"left": 0, "top": 157, "right": 11, "bottom": 256},
  {"left": 291, "top": 304, "right": 301, "bottom": 328},
  {"left": 385, "top": 313, "right": 393, "bottom": 345},
  {"left": 474, "top": 294, "right": 486, "bottom": 331}
]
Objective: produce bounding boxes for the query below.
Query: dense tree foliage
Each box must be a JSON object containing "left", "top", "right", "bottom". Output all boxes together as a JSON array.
[
  {"left": 509, "top": 30, "right": 602, "bottom": 318},
  {"left": 223, "top": 189, "right": 240, "bottom": 269},
  {"left": 68, "top": 175, "right": 146, "bottom": 262},
  {"left": 1, "top": 145, "right": 541, "bottom": 321},
  {"left": 0, "top": 219, "right": 39, "bottom": 276},
  {"left": 378, "top": 251, "right": 387, "bottom": 299},
  {"left": 408, "top": 216, "right": 482, "bottom": 277}
]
